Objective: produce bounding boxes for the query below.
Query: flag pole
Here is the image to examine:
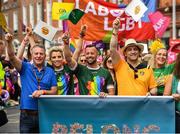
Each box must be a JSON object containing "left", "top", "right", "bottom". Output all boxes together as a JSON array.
[{"left": 172, "top": 0, "right": 176, "bottom": 39}]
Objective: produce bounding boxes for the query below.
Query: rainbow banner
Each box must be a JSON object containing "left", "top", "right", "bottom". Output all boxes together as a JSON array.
[
  {"left": 63, "top": 0, "right": 156, "bottom": 42},
  {"left": 38, "top": 96, "right": 175, "bottom": 133}
]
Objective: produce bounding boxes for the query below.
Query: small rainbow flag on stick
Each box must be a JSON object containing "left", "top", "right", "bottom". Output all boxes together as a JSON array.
[{"left": 70, "top": 37, "right": 77, "bottom": 53}]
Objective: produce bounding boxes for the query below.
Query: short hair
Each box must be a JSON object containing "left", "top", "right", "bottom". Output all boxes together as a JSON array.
[
  {"left": 31, "top": 44, "right": 46, "bottom": 53},
  {"left": 85, "top": 44, "right": 97, "bottom": 49},
  {"left": 49, "top": 46, "right": 64, "bottom": 60},
  {"left": 85, "top": 44, "right": 99, "bottom": 54}
]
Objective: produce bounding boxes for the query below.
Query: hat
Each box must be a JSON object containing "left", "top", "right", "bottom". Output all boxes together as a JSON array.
[
  {"left": 122, "top": 39, "right": 144, "bottom": 53},
  {"left": 170, "top": 43, "right": 180, "bottom": 53}
]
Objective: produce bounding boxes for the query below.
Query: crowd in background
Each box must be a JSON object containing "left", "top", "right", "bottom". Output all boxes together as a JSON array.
[{"left": 0, "top": 17, "right": 180, "bottom": 133}]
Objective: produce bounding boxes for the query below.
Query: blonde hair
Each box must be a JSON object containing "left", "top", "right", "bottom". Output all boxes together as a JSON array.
[
  {"left": 148, "top": 48, "right": 167, "bottom": 68},
  {"left": 49, "top": 46, "right": 64, "bottom": 60}
]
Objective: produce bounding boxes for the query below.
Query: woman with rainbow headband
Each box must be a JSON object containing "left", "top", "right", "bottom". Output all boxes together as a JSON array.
[{"left": 148, "top": 39, "right": 175, "bottom": 96}]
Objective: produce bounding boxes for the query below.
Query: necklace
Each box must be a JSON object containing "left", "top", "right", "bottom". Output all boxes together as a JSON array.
[{"left": 32, "top": 65, "right": 45, "bottom": 90}]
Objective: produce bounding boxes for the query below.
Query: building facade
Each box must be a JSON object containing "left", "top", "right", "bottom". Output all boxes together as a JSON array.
[{"left": 0, "top": 0, "right": 180, "bottom": 51}]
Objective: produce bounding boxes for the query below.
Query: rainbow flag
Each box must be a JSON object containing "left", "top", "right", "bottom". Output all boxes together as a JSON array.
[{"left": 69, "top": 38, "right": 77, "bottom": 53}]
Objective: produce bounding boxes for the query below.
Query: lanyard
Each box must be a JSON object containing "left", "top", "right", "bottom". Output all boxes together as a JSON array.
[{"left": 32, "top": 65, "right": 45, "bottom": 90}]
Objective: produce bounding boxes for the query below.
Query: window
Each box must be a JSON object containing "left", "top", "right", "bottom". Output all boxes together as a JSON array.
[
  {"left": 37, "top": 2, "right": 42, "bottom": 22},
  {"left": 13, "top": 11, "right": 18, "bottom": 33},
  {"left": 22, "top": 6, "right": 27, "bottom": 30},
  {"left": 3, "top": 0, "right": 8, "bottom": 3},
  {"left": 29, "top": 3, "right": 34, "bottom": 28},
  {"left": 46, "top": 0, "right": 52, "bottom": 25}
]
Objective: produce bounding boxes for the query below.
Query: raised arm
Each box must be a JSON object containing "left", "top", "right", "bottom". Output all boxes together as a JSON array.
[
  {"left": 5, "top": 33, "right": 22, "bottom": 72},
  {"left": 17, "top": 35, "right": 29, "bottom": 60},
  {"left": 17, "top": 26, "right": 35, "bottom": 60},
  {"left": 62, "top": 32, "right": 77, "bottom": 69},
  {"left": 110, "top": 17, "right": 121, "bottom": 64},
  {"left": 72, "top": 25, "right": 87, "bottom": 61},
  {"left": 27, "top": 25, "right": 36, "bottom": 48}
]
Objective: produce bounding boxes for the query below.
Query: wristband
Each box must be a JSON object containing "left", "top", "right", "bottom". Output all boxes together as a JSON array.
[{"left": 41, "top": 90, "right": 46, "bottom": 95}]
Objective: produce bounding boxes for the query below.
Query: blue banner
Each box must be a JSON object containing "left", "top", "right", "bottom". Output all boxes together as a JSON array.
[{"left": 38, "top": 96, "right": 175, "bottom": 133}]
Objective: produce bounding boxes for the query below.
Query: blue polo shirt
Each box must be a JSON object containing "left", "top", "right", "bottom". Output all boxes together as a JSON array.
[{"left": 20, "top": 61, "right": 57, "bottom": 110}]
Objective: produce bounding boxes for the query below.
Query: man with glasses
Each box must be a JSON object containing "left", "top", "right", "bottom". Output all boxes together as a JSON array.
[{"left": 110, "top": 17, "right": 157, "bottom": 96}]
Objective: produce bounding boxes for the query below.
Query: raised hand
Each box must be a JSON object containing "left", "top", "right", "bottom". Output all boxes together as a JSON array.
[
  {"left": 5, "top": 33, "right": 13, "bottom": 42},
  {"left": 26, "top": 25, "right": 33, "bottom": 36},
  {"left": 113, "top": 17, "right": 120, "bottom": 30},
  {"left": 79, "top": 25, "right": 87, "bottom": 38},
  {"left": 62, "top": 32, "right": 70, "bottom": 45}
]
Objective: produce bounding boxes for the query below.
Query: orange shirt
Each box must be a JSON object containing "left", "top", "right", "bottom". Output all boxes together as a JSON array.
[{"left": 114, "top": 60, "right": 157, "bottom": 96}]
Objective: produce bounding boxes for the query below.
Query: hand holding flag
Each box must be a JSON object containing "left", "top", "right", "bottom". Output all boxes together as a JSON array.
[
  {"left": 79, "top": 25, "right": 87, "bottom": 38},
  {"left": 125, "top": 0, "right": 148, "bottom": 22}
]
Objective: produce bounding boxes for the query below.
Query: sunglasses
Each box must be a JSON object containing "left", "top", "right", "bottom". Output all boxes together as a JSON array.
[
  {"left": 107, "top": 60, "right": 112, "bottom": 63},
  {"left": 80, "top": 59, "right": 86, "bottom": 62}
]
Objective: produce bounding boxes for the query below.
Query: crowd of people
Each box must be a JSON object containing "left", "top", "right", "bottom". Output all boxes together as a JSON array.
[{"left": 0, "top": 17, "right": 180, "bottom": 133}]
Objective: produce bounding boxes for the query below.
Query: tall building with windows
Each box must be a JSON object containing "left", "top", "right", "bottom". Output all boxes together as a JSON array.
[{"left": 0, "top": 0, "right": 179, "bottom": 51}]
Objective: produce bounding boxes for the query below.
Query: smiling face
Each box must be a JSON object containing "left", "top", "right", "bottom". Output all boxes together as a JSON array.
[
  {"left": 50, "top": 51, "right": 64, "bottom": 69},
  {"left": 85, "top": 46, "right": 98, "bottom": 65},
  {"left": 31, "top": 45, "right": 46, "bottom": 67},
  {"left": 155, "top": 48, "right": 167, "bottom": 68},
  {"left": 79, "top": 54, "right": 86, "bottom": 66},
  {"left": 124, "top": 45, "right": 140, "bottom": 62}
]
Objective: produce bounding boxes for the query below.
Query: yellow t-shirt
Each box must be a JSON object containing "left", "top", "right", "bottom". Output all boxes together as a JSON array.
[{"left": 114, "top": 60, "right": 157, "bottom": 96}]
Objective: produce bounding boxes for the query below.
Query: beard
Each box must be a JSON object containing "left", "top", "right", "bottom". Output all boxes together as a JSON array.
[{"left": 87, "top": 58, "right": 96, "bottom": 65}]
